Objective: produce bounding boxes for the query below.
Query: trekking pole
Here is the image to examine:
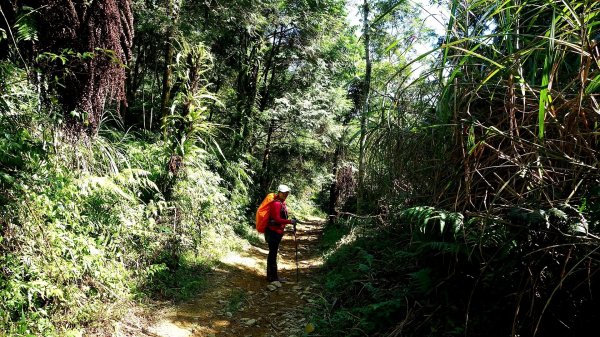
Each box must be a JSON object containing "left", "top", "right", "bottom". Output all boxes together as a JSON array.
[{"left": 293, "top": 219, "right": 300, "bottom": 283}]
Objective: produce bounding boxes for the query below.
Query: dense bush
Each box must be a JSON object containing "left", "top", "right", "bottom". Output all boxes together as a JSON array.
[
  {"left": 317, "top": 205, "right": 600, "bottom": 337},
  {"left": 0, "top": 112, "right": 251, "bottom": 335}
]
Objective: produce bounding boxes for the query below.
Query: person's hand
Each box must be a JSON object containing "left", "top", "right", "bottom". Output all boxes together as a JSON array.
[{"left": 291, "top": 219, "right": 298, "bottom": 231}]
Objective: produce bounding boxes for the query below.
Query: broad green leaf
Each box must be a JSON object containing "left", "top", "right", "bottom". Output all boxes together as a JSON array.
[{"left": 585, "top": 74, "right": 600, "bottom": 95}]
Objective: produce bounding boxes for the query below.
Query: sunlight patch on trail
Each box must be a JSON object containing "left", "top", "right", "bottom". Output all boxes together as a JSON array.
[
  {"left": 143, "top": 221, "right": 324, "bottom": 337},
  {"left": 150, "top": 320, "right": 193, "bottom": 337},
  {"left": 221, "top": 250, "right": 263, "bottom": 272}
]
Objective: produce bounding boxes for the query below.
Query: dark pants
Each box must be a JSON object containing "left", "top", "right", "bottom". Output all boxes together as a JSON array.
[{"left": 265, "top": 228, "right": 283, "bottom": 282}]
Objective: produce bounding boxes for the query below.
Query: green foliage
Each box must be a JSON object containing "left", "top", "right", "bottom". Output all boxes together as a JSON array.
[
  {"left": 315, "top": 1, "right": 600, "bottom": 334},
  {"left": 399, "top": 206, "right": 464, "bottom": 238},
  {"left": 0, "top": 0, "right": 440, "bottom": 335},
  {"left": 320, "top": 217, "right": 369, "bottom": 254},
  {"left": 163, "top": 38, "right": 223, "bottom": 158},
  {"left": 433, "top": 0, "right": 600, "bottom": 211},
  {"left": 254, "top": 80, "right": 353, "bottom": 206},
  {"left": 317, "top": 217, "right": 412, "bottom": 336},
  {"left": 0, "top": 109, "right": 251, "bottom": 334},
  {"left": 317, "top": 203, "right": 600, "bottom": 337},
  {"left": 139, "top": 252, "right": 211, "bottom": 301},
  {"left": 1, "top": 164, "right": 137, "bottom": 335},
  {"left": 0, "top": 63, "right": 37, "bottom": 116}
]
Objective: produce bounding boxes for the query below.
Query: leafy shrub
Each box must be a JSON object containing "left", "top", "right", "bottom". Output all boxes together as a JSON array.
[
  {"left": 1, "top": 165, "right": 138, "bottom": 335},
  {"left": 0, "top": 120, "right": 251, "bottom": 334},
  {"left": 317, "top": 217, "right": 412, "bottom": 336},
  {"left": 317, "top": 205, "right": 600, "bottom": 337}
]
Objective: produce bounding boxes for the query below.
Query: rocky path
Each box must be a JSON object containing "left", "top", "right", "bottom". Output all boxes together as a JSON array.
[{"left": 123, "top": 219, "right": 324, "bottom": 337}]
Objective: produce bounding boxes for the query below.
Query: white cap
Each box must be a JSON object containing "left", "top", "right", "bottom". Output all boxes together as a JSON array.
[{"left": 277, "top": 184, "right": 291, "bottom": 193}]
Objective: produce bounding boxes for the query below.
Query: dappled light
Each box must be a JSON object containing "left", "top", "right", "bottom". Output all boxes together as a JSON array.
[{"left": 142, "top": 221, "right": 324, "bottom": 337}]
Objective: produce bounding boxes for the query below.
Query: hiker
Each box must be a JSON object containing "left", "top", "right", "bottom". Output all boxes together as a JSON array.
[{"left": 265, "top": 184, "right": 297, "bottom": 282}]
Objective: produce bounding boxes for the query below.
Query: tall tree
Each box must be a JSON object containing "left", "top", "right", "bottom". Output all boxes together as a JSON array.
[
  {"left": 357, "top": 0, "right": 372, "bottom": 214},
  {"left": 160, "top": 0, "right": 180, "bottom": 136},
  {"left": 34, "top": 0, "right": 134, "bottom": 134}
]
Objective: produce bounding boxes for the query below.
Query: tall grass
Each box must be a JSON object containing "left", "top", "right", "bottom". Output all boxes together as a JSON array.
[
  {"left": 342, "top": 1, "right": 600, "bottom": 336},
  {"left": 433, "top": 0, "right": 600, "bottom": 211}
]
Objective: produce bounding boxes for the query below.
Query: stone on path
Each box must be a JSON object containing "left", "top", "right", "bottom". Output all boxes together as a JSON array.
[
  {"left": 271, "top": 281, "right": 282, "bottom": 288},
  {"left": 243, "top": 318, "right": 257, "bottom": 326},
  {"left": 148, "top": 320, "right": 192, "bottom": 337},
  {"left": 267, "top": 284, "right": 277, "bottom": 291}
]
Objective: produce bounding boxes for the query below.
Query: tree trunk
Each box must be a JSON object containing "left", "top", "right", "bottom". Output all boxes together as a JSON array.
[
  {"left": 260, "top": 118, "right": 276, "bottom": 194},
  {"left": 233, "top": 35, "right": 260, "bottom": 153},
  {"left": 160, "top": 0, "right": 179, "bottom": 138},
  {"left": 258, "top": 26, "right": 283, "bottom": 111},
  {"left": 357, "top": 0, "right": 371, "bottom": 214},
  {"left": 329, "top": 143, "right": 341, "bottom": 216},
  {"left": 329, "top": 110, "right": 352, "bottom": 218},
  {"left": 257, "top": 27, "right": 286, "bottom": 194},
  {"left": 124, "top": 41, "right": 145, "bottom": 127}
]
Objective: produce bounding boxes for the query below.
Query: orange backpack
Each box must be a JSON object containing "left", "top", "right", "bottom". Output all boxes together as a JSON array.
[{"left": 256, "top": 193, "right": 276, "bottom": 233}]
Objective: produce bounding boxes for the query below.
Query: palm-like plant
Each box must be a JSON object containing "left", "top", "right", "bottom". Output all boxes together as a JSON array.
[{"left": 162, "top": 38, "right": 223, "bottom": 160}]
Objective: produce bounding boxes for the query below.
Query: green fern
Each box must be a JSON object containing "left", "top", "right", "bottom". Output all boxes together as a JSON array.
[
  {"left": 400, "top": 206, "right": 464, "bottom": 237},
  {"left": 409, "top": 267, "right": 434, "bottom": 295},
  {"left": 15, "top": 13, "right": 37, "bottom": 42},
  {"left": 417, "top": 240, "right": 464, "bottom": 255}
]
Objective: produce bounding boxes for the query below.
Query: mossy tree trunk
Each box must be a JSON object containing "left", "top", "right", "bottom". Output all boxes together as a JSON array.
[{"left": 357, "top": 0, "right": 371, "bottom": 214}]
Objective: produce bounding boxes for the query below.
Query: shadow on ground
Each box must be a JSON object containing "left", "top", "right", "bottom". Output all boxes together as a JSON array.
[{"left": 121, "top": 220, "right": 325, "bottom": 337}]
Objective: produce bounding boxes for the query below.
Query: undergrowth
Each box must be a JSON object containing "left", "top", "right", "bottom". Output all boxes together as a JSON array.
[
  {"left": 0, "top": 114, "right": 250, "bottom": 335},
  {"left": 316, "top": 204, "right": 600, "bottom": 337}
]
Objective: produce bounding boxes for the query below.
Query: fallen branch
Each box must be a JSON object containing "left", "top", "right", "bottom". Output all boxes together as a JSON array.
[{"left": 335, "top": 212, "right": 386, "bottom": 224}]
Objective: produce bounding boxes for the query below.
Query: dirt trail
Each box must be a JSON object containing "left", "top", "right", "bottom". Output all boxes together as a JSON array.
[{"left": 127, "top": 219, "right": 324, "bottom": 337}]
